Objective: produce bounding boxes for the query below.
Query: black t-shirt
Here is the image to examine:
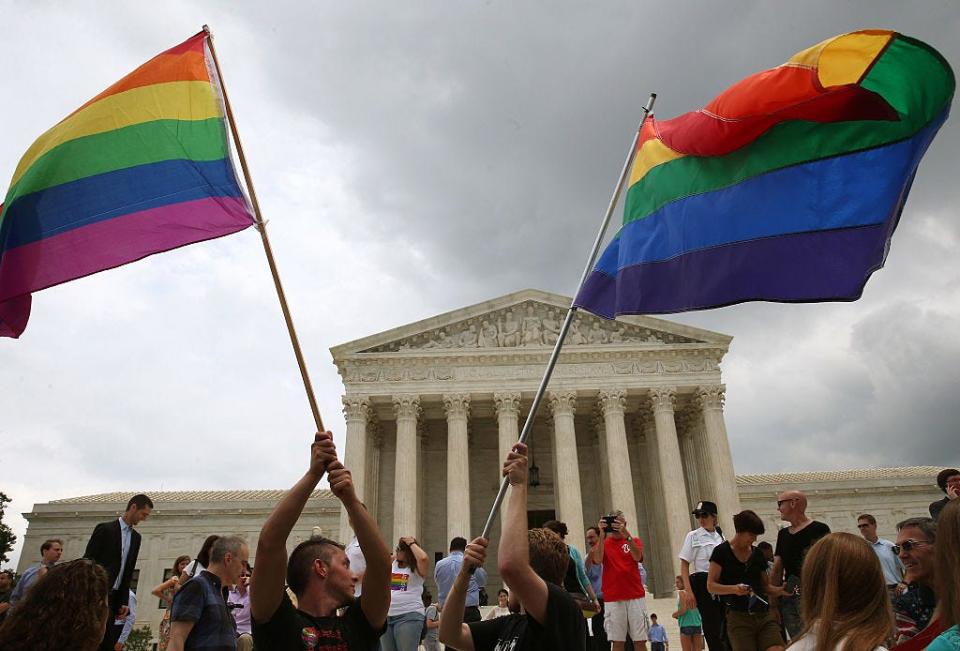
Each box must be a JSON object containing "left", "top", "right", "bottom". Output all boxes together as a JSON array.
[
  {"left": 709, "top": 541, "right": 768, "bottom": 612},
  {"left": 774, "top": 521, "right": 830, "bottom": 579},
  {"left": 251, "top": 593, "right": 384, "bottom": 650},
  {"left": 468, "top": 582, "right": 586, "bottom": 651}
]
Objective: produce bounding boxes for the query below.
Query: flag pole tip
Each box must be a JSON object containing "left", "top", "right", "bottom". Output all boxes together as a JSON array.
[{"left": 202, "top": 24, "right": 212, "bottom": 36}]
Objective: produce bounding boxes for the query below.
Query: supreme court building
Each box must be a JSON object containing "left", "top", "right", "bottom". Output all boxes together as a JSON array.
[
  {"left": 16, "top": 289, "right": 950, "bottom": 639},
  {"left": 331, "top": 289, "right": 742, "bottom": 595}
]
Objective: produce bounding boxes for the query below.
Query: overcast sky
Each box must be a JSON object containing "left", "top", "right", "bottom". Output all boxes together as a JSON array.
[{"left": 2, "top": 1, "right": 957, "bottom": 568}]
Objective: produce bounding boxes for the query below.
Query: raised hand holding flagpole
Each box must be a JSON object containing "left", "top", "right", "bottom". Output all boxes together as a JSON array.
[{"left": 479, "top": 93, "right": 657, "bottom": 541}]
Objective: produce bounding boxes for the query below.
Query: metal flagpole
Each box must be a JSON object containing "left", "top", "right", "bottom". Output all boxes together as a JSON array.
[
  {"left": 479, "top": 93, "right": 657, "bottom": 540},
  {"left": 203, "top": 25, "right": 326, "bottom": 432}
]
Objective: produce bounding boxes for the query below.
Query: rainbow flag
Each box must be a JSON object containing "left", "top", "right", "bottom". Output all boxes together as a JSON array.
[
  {"left": 575, "top": 30, "right": 954, "bottom": 318},
  {"left": 0, "top": 31, "right": 255, "bottom": 338}
]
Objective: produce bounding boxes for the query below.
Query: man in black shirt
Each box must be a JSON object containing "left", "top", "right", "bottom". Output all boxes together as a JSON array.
[
  {"left": 439, "top": 442, "right": 587, "bottom": 651},
  {"left": 769, "top": 490, "right": 830, "bottom": 640},
  {"left": 250, "top": 431, "right": 391, "bottom": 650}
]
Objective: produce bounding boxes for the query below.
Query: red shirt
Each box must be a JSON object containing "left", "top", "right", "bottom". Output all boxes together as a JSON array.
[{"left": 600, "top": 535, "right": 645, "bottom": 601}]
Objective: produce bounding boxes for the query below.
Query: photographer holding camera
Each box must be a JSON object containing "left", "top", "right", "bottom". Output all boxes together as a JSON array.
[{"left": 592, "top": 510, "right": 649, "bottom": 651}]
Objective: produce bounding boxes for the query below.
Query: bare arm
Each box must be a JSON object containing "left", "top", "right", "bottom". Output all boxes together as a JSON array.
[
  {"left": 679, "top": 559, "right": 696, "bottom": 609},
  {"left": 166, "top": 621, "right": 195, "bottom": 651},
  {"left": 706, "top": 561, "right": 750, "bottom": 597},
  {"left": 250, "top": 432, "right": 336, "bottom": 623},
  {"left": 438, "top": 538, "right": 488, "bottom": 651},
  {"left": 401, "top": 536, "right": 429, "bottom": 577},
  {"left": 151, "top": 577, "right": 178, "bottom": 599},
  {"left": 329, "top": 460, "right": 391, "bottom": 630},
  {"left": 498, "top": 443, "right": 550, "bottom": 624}
]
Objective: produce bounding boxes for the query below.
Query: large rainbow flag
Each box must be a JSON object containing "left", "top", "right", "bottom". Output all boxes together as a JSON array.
[
  {"left": 574, "top": 30, "right": 954, "bottom": 318},
  {"left": 0, "top": 31, "right": 255, "bottom": 338}
]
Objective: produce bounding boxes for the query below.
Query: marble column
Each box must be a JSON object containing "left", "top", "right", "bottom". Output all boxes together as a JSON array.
[
  {"left": 494, "top": 392, "right": 521, "bottom": 534},
  {"left": 598, "top": 389, "right": 638, "bottom": 531},
  {"left": 677, "top": 409, "right": 701, "bottom": 521},
  {"left": 636, "top": 411, "right": 670, "bottom": 596},
  {"left": 444, "top": 394, "right": 472, "bottom": 542},
  {"left": 648, "top": 387, "right": 690, "bottom": 579},
  {"left": 592, "top": 411, "right": 613, "bottom": 513},
  {"left": 549, "top": 391, "right": 586, "bottom": 554},
  {"left": 697, "top": 385, "right": 741, "bottom": 536},
  {"left": 392, "top": 394, "right": 421, "bottom": 542},
  {"left": 366, "top": 418, "right": 382, "bottom": 526},
  {"left": 339, "top": 395, "right": 370, "bottom": 542}
]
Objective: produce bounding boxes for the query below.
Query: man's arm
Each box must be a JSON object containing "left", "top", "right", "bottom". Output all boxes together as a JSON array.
[
  {"left": 438, "top": 537, "right": 488, "bottom": 651},
  {"left": 329, "top": 460, "right": 391, "bottom": 631},
  {"left": 498, "top": 443, "right": 550, "bottom": 624},
  {"left": 250, "top": 431, "right": 337, "bottom": 623},
  {"left": 166, "top": 621, "right": 195, "bottom": 651}
]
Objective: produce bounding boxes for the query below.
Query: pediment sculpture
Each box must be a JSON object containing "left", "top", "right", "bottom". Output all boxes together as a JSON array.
[{"left": 360, "top": 301, "right": 700, "bottom": 353}]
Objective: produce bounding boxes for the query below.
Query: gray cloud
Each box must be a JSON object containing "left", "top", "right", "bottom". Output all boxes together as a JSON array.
[{"left": 1, "top": 1, "right": 958, "bottom": 567}]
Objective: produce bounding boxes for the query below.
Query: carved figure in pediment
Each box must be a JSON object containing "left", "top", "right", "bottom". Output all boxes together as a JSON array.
[
  {"left": 459, "top": 324, "right": 479, "bottom": 348},
  {"left": 479, "top": 320, "right": 499, "bottom": 347},
  {"left": 498, "top": 311, "right": 521, "bottom": 347},
  {"left": 423, "top": 329, "right": 454, "bottom": 349},
  {"left": 587, "top": 321, "right": 609, "bottom": 345},
  {"left": 521, "top": 305, "right": 542, "bottom": 346},
  {"left": 542, "top": 309, "right": 561, "bottom": 345},
  {"left": 569, "top": 319, "right": 587, "bottom": 345}
]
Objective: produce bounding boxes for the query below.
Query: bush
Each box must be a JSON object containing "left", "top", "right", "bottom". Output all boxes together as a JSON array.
[{"left": 122, "top": 626, "right": 153, "bottom": 651}]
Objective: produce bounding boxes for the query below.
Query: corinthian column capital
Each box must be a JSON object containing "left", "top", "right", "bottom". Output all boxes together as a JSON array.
[
  {"left": 648, "top": 386, "right": 677, "bottom": 413},
  {"left": 598, "top": 389, "right": 627, "bottom": 415},
  {"left": 393, "top": 394, "right": 421, "bottom": 420},
  {"left": 696, "top": 384, "right": 726, "bottom": 411},
  {"left": 548, "top": 390, "right": 578, "bottom": 416},
  {"left": 494, "top": 391, "right": 522, "bottom": 416},
  {"left": 341, "top": 395, "right": 371, "bottom": 422},
  {"left": 442, "top": 393, "right": 471, "bottom": 420}
]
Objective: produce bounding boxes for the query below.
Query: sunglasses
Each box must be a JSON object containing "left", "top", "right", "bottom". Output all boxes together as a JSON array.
[
  {"left": 694, "top": 512, "right": 713, "bottom": 518},
  {"left": 776, "top": 499, "right": 796, "bottom": 507},
  {"left": 857, "top": 523, "right": 871, "bottom": 529},
  {"left": 892, "top": 539, "right": 929, "bottom": 555}
]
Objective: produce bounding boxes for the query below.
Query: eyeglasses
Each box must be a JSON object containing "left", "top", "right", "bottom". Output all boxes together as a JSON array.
[
  {"left": 776, "top": 499, "right": 796, "bottom": 507},
  {"left": 892, "top": 539, "right": 929, "bottom": 555}
]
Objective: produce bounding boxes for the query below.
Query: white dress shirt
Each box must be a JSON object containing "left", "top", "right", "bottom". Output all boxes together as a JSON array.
[{"left": 678, "top": 526, "right": 724, "bottom": 573}]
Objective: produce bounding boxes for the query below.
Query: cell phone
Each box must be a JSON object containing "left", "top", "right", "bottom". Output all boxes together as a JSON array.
[{"left": 602, "top": 515, "right": 617, "bottom": 533}]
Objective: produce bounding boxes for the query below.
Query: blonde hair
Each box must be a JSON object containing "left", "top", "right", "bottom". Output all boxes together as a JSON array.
[
  {"left": 936, "top": 499, "right": 960, "bottom": 628},
  {"left": 792, "top": 533, "right": 893, "bottom": 651}
]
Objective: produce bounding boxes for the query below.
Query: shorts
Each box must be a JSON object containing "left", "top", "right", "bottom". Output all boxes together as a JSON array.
[
  {"left": 680, "top": 625, "right": 703, "bottom": 636},
  {"left": 604, "top": 597, "right": 648, "bottom": 641},
  {"left": 725, "top": 609, "right": 784, "bottom": 651}
]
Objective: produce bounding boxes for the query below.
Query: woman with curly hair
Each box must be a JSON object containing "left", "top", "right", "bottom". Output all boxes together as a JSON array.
[
  {"left": 152, "top": 554, "right": 192, "bottom": 651},
  {"left": 787, "top": 532, "right": 893, "bottom": 650},
  {"left": 0, "top": 558, "right": 109, "bottom": 651}
]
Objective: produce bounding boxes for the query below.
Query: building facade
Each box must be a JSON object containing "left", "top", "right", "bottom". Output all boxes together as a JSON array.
[{"left": 330, "top": 289, "right": 742, "bottom": 596}]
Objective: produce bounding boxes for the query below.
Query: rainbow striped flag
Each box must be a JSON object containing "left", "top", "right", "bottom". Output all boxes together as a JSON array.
[
  {"left": 0, "top": 31, "right": 255, "bottom": 338},
  {"left": 575, "top": 30, "right": 954, "bottom": 318}
]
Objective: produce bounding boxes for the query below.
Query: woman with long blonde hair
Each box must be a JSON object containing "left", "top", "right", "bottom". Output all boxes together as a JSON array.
[
  {"left": 788, "top": 532, "right": 893, "bottom": 650},
  {"left": 926, "top": 499, "right": 960, "bottom": 649}
]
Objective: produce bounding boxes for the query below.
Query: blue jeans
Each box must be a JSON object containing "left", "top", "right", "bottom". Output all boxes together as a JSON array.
[{"left": 380, "top": 611, "right": 425, "bottom": 651}]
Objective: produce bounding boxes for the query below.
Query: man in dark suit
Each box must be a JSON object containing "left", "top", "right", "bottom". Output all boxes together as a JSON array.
[{"left": 85, "top": 493, "right": 153, "bottom": 651}]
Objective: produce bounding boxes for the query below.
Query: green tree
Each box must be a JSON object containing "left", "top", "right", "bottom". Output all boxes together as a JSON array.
[{"left": 0, "top": 492, "right": 16, "bottom": 565}]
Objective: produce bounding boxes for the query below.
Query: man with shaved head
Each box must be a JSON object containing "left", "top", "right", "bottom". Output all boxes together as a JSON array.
[{"left": 769, "top": 490, "right": 830, "bottom": 640}]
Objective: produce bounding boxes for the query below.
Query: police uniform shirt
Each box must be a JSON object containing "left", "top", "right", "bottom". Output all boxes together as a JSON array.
[{"left": 679, "top": 527, "right": 725, "bottom": 573}]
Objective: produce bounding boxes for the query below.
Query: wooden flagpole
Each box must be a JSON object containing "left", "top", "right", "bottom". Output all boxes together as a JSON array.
[
  {"left": 479, "top": 93, "right": 657, "bottom": 540},
  {"left": 202, "top": 25, "right": 325, "bottom": 432}
]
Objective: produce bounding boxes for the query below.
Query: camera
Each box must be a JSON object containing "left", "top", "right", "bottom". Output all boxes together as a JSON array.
[{"left": 601, "top": 514, "right": 617, "bottom": 533}]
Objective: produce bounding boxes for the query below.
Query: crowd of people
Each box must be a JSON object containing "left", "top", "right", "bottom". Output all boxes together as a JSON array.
[{"left": 0, "top": 442, "right": 957, "bottom": 650}]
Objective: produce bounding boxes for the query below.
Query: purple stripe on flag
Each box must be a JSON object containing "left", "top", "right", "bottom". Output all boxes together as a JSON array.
[
  {"left": 0, "top": 196, "right": 254, "bottom": 302},
  {"left": 574, "top": 224, "right": 891, "bottom": 317}
]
